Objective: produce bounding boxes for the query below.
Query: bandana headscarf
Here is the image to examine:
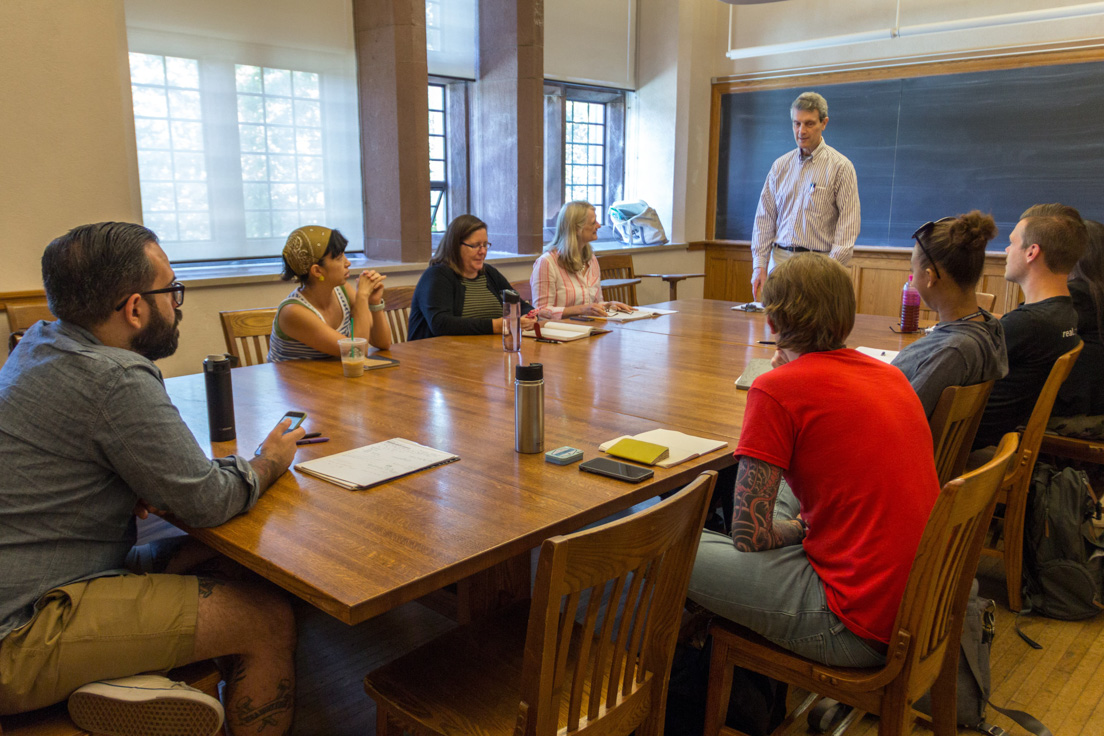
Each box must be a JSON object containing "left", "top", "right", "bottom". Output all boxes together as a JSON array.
[{"left": 283, "top": 226, "right": 333, "bottom": 276}]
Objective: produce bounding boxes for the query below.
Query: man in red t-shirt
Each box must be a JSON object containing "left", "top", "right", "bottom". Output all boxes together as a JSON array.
[{"left": 688, "top": 254, "right": 939, "bottom": 667}]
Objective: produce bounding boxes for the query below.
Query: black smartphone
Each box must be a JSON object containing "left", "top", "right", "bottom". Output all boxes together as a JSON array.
[
  {"left": 256, "top": 411, "right": 308, "bottom": 455},
  {"left": 579, "top": 457, "right": 654, "bottom": 483},
  {"left": 281, "top": 411, "right": 307, "bottom": 433}
]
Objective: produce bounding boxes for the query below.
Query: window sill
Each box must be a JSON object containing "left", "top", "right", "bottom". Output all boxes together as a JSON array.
[{"left": 172, "top": 240, "right": 689, "bottom": 288}]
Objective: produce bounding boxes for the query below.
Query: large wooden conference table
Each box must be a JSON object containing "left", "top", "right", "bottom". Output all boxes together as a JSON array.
[{"left": 164, "top": 299, "right": 925, "bottom": 626}]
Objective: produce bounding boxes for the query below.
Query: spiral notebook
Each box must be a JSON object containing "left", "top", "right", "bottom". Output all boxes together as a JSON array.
[{"left": 294, "top": 438, "right": 459, "bottom": 490}]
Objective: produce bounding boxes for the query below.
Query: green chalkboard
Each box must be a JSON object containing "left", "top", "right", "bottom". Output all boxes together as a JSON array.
[{"left": 714, "top": 61, "right": 1104, "bottom": 249}]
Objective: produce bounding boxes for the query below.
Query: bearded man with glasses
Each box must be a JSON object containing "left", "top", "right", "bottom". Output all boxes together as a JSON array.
[{"left": 0, "top": 223, "right": 303, "bottom": 736}]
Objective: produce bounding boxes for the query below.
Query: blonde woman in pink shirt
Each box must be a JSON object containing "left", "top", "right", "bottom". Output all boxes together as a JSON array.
[{"left": 530, "top": 201, "right": 631, "bottom": 319}]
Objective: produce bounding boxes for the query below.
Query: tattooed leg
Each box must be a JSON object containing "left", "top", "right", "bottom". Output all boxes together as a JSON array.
[{"left": 189, "top": 578, "right": 297, "bottom": 736}]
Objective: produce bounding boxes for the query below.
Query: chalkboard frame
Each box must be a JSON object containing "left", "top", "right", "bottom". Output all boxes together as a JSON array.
[{"left": 706, "top": 46, "right": 1104, "bottom": 248}]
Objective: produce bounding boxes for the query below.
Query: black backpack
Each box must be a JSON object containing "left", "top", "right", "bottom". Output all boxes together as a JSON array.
[{"left": 1023, "top": 461, "right": 1104, "bottom": 620}]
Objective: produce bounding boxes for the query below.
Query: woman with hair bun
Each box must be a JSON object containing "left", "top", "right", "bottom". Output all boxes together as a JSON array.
[
  {"left": 1054, "top": 219, "right": 1104, "bottom": 417},
  {"left": 891, "top": 211, "right": 1009, "bottom": 417}
]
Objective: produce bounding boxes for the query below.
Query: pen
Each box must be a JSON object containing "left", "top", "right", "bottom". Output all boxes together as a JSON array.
[
  {"left": 296, "top": 437, "right": 330, "bottom": 446},
  {"left": 569, "top": 316, "right": 595, "bottom": 322},
  {"left": 301, "top": 432, "right": 321, "bottom": 440},
  {"left": 535, "top": 338, "right": 557, "bottom": 344},
  {"left": 757, "top": 340, "right": 776, "bottom": 345}
]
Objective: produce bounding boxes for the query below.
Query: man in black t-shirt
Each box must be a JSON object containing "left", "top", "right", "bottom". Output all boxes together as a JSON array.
[{"left": 973, "top": 204, "right": 1086, "bottom": 449}]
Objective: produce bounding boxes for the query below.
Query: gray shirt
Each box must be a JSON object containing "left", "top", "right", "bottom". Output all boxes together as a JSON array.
[
  {"left": 0, "top": 320, "right": 259, "bottom": 639},
  {"left": 891, "top": 311, "right": 1009, "bottom": 418}
]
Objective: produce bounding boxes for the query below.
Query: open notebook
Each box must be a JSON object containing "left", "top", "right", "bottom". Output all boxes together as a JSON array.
[
  {"left": 294, "top": 438, "right": 459, "bottom": 490},
  {"left": 522, "top": 322, "right": 609, "bottom": 342},
  {"left": 598, "top": 429, "right": 727, "bottom": 469}
]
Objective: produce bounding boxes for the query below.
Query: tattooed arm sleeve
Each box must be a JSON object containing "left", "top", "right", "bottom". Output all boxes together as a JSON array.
[{"left": 730, "top": 455, "right": 806, "bottom": 552}]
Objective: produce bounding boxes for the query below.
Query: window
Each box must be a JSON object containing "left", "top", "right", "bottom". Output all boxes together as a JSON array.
[
  {"left": 429, "top": 83, "right": 448, "bottom": 232},
  {"left": 564, "top": 100, "right": 606, "bottom": 216},
  {"left": 236, "top": 65, "right": 326, "bottom": 240},
  {"left": 543, "top": 83, "right": 626, "bottom": 230},
  {"left": 126, "top": 41, "right": 364, "bottom": 263},
  {"left": 129, "top": 53, "right": 211, "bottom": 243}
]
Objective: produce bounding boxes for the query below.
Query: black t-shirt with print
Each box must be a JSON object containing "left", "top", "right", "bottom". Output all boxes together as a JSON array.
[{"left": 974, "top": 296, "right": 1080, "bottom": 448}]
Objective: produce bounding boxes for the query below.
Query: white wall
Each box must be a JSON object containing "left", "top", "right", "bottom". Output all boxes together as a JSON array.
[
  {"left": 0, "top": 0, "right": 142, "bottom": 294},
  {"left": 716, "top": 0, "right": 1104, "bottom": 76}
]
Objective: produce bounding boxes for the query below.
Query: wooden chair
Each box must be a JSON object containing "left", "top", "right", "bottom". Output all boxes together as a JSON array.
[
  {"left": 383, "top": 285, "right": 415, "bottom": 344},
  {"left": 1040, "top": 433, "right": 1104, "bottom": 464},
  {"left": 0, "top": 660, "right": 221, "bottom": 735},
  {"left": 219, "top": 308, "right": 277, "bottom": 366},
  {"left": 703, "top": 433, "right": 1018, "bottom": 736},
  {"left": 928, "top": 381, "right": 994, "bottom": 486},
  {"left": 6, "top": 300, "right": 54, "bottom": 352},
  {"left": 510, "top": 280, "right": 533, "bottom": 304},
  {"left": 981, "top": 341, "right": 1083, "bottom": 611},
  {"left": 364, "top": 471, "right": 716, "bottom": 736},
  {"left": 597, "top": 253, "right": 705, "bottom": 305},
  {"left": 597, "top": 254, "right": 642, "bottom": 306}
]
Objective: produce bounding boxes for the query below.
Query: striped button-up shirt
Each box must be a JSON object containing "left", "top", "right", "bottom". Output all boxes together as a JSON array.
[
  {"left": 529, "top": 250, "right": 604, "bottom": 320},
  {"left": 751, "top": 140, "right": 860, "bottom": 270}
]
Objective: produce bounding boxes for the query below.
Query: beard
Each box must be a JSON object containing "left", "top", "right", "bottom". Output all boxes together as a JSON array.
[{"left": 131, "top": 302, "right": 183, "bottom": 361}]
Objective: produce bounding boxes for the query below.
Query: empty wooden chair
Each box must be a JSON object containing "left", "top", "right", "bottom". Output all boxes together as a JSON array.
[
  {"left": 219, "top": 308, "right": 277, "bottom": 366},
  {"left": 596, "top": 253, "right": 642, "bottom": 306},
  {"left": 982, "top": 341, "right": 1083, "bottom": 611},
  {"left": 703, "top": 433, "right": 1017, "bottom": 736},
  {"left": 364, "top": 471, "right": 716, "bottom": 736},
  {"left": 383, "top": 285, "right": 415, "bottom": 344},
  {"left": 929, "top": 381, "right": 994, "bottom": 486}
]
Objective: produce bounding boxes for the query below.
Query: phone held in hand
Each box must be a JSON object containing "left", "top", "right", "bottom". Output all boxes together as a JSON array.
[
  {"left": 578, "top": 457, "right": 654, "bottom": 483},
  {"left": 281, "top": 411, "right": 307, "bottom": 433},
  {"left": 256, "top": 411, "right": 308, "bottom": 455}
]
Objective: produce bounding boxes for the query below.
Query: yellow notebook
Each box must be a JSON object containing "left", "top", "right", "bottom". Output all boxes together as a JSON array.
[{"left": 606, "top": 438, "right": 670, "bottom": 466}]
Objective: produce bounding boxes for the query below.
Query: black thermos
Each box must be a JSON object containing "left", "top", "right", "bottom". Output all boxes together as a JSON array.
[{"left": 203, "top": 354, "right": 236, "bottom": 441}]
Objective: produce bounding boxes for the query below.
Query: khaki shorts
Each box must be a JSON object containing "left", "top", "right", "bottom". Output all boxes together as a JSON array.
[{"left": 0, "top": 573, "right": 199, "bottom": 715}]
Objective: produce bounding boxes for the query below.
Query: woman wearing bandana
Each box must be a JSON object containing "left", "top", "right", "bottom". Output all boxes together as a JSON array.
[{"left": 268, "top": 226, "right": 392, "bottom": 362}]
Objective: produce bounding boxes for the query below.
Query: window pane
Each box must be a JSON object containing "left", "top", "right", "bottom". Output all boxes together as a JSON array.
[
  {"left": 563, "top": 98, "right": 607, "bottom": 219},
  {"left": 236, "top": 64, "right": 331, "bottom": 239},
  {"left": 430, "top": 160, "right": 445, "bottom": 182},
  {"left": 427, "top": 83, "right": 448, "bottom": 228},
  {"left": 132, "top": 86, "right": 169, "bottom": 118},
  {"left": 165, "top": 57, "right": 199, "bottom": 88},
  {"left": 129, "top": 53, "right": 165, "bottom": 85},
  {"left": 167, "top": 89, "right": 201, "bottom": 120},
  {"left": 135, "top": 118, "right": 171, "bottom": 149},
  {"left": 236, "top": 65, "right": 263, "bottom": 94},
  {"left": 293, "top": 71, "right": 320, "bottom": 99},
  {"left": 428, "top": 85, "right": 444, "bottom": 109},
  {"left": 245, "top": 210, "right": 272, "bottom": 238},
  {"left": 264, "top": 68, "right": 292, "bottom": 97},
  {"left": 239, "top": 124, "right": 266, "bottom": 152},
  {"left": 171, "top": 121, "right": 204, "bottom": 151},
  {"left": 130, "top": 52, "right": 212, "bottom": 243}
]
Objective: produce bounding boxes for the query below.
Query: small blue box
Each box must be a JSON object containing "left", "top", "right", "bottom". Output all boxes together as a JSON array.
[{"left": 545, "top": 446, "right": 584, "bottom": 465}]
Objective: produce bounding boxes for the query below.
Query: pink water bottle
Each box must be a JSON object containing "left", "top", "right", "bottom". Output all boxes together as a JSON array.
[{"left": 900, "top": 275, "right": 920, "bottom": 333}]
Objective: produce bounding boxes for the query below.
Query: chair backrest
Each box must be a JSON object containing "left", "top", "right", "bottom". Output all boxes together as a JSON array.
[
  {"left": 928, "top": 381, "right": 994, "bottom": 486},
  {"left": 597, "top": 254, "right": 638, "bottom": 307},
  {"left": 384, "top": 285, "right": 416, "bottom": 344},
  {"left": 5, "top": 301, "right": 55, "bottom": 352},
  {"left": 219, "top": 308, "right": 277, "bottom": 366},
  {"left": 888, "top": 432, "right": 1017, "bottom": 705},
  {"left": 517, "top": 471, "right": 715, "bottom": 736},
  {"left": 510, "top": 280, "right": 533, "bottom": 304},
  {"left": 1004, "top": 341, "right": 1084, "bottom": 490}
]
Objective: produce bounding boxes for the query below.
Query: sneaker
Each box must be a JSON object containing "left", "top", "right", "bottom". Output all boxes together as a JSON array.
[{"left": 68, "top": 674, "right": 225, "bottom": 736}]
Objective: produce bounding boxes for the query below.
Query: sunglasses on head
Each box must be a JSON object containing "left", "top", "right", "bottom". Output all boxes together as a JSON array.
[{"left": 910, "top": 217, "right": 955, "bottom": 280}]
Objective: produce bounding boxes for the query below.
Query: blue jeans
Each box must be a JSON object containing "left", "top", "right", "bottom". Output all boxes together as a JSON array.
[{"left": 688, "top": 503, "right": 886, "bottom": 668}]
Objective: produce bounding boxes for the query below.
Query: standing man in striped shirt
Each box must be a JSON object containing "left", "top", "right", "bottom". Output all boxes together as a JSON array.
[{"left": 750, "top": 92, "right": 861, "bottom": 300}]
